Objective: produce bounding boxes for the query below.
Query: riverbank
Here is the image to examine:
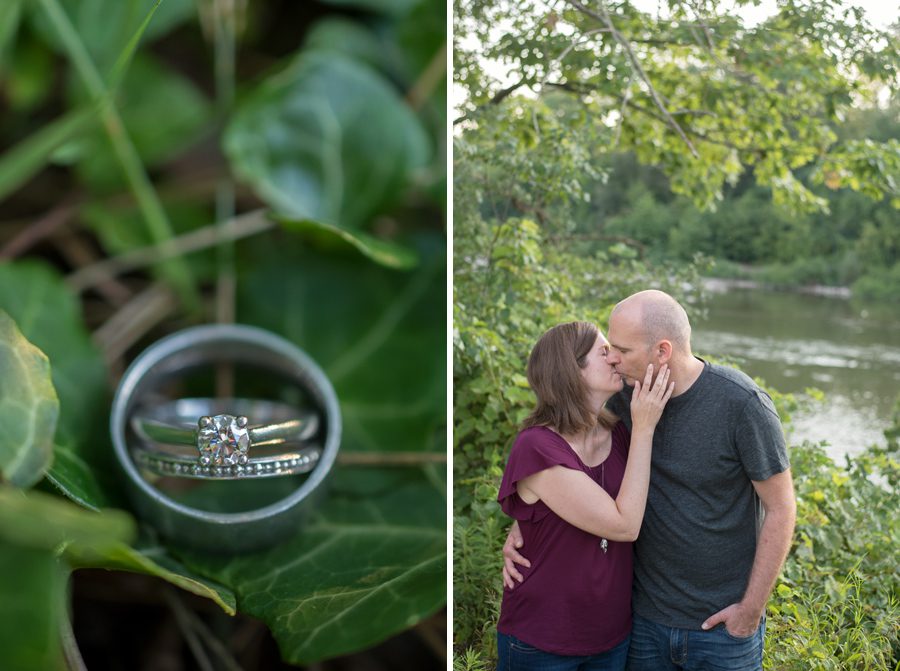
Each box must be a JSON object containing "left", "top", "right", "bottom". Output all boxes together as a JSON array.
[{"left": 702, "top": 276, "right": 852, "bottom": 298}]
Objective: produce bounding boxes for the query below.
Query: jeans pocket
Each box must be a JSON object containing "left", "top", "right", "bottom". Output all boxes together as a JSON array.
[
  {"left": 509, "top": 636, "right": 542, "bottom": 654},
  {"left": 721, "top": 621, "right": 760, "bottom": 642}
]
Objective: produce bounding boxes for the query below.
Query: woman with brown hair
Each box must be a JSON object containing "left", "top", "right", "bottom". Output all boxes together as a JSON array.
[{"left": 496, "top": 321, "right": 673, "bottom": 671}]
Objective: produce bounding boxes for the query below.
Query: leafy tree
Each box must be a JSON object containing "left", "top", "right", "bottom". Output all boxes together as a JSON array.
[{"left": 455, "top": 0, "right": 899, "bottom": 213}]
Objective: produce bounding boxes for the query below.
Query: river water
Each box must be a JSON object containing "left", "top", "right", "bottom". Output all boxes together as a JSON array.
[{"left": 691, "top": 286, "right": 899, "bottom": 460}]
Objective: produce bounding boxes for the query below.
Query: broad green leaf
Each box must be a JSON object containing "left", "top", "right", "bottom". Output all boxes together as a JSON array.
[
  {"left": 29, "top": 0, "right": 195, "bottom": 75},
  {"left": 0, "top": 486, "right": 134, "bottom": 550},
  {"left": 45, "top": 442, "right": 110, "bottom": 511},
  {"left": 66, "top": 539, "right": 237, "bottom": 615},
  {"left": 0, "top": 262, "right": 122, "bottom": 506},
  {"left": 0, "top": 263, "right": 108, "bottom": 451},
  {"left": 0, "top": 544, "right": 65, "bottom": 671},
  {"left": 0, "top": 311, "right": 58, "bottom": 487},
  {"left": 0, "top": 106, "right": 95, "bottom": 203},
  {"left": 275, "top": 215, "right": 420, "bottom": 269},
  {"left": 303, "top": 17, "right": 394, "bottom": 74},
  {"left": 181, "top": 472, "right": 445, "bottom": 663},
  {"left": 225, "top": 51, "right": 430, "bottom": 230}
]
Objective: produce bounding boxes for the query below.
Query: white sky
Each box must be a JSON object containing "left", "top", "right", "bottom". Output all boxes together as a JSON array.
[{"left": 630, "top": 0, "right": 898, "bottom": 28}]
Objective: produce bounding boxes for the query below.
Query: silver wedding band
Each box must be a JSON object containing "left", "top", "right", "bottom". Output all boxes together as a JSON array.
[{"left": 110, "top": 324, "right": 342, "bottom": 551}]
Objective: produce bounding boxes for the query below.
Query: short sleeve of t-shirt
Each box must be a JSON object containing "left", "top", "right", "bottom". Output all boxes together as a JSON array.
[
  {"left": 497, "top": 427, "right": 580, "bottom": 522},
  {"left": 734, "top": 389, "right": 790, "bottom": 481}
]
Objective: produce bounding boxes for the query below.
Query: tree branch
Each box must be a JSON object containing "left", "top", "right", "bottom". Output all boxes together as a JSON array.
[
  {"left": 545, "top": 80, "right": 742, "bottom": 152},
  {"left": 563, "top": 0, "right": 700, "bottom": 157},
  {"left": 454, "top": 80, "right": 527, "bottom": 125}
]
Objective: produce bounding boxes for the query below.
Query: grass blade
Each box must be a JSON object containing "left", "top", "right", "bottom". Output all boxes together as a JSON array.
[
  {"left": 37, "top": 0, "right": 197, "bottom": 305},
  {"left": 0, "top": 107, "right": 94, "bottom": 203}
]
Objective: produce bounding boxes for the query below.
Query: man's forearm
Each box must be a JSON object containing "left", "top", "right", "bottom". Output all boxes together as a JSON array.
[{"left": 740, "top": 504, "right": 796, "bottom": 616}]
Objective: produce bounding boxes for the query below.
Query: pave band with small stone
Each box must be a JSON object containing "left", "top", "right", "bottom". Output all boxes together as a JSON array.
[{"left": 132, "top": 444, "right": 322, "bottom": 480}]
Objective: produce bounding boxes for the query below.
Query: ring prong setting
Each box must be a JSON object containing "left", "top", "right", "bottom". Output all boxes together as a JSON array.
[
  {"left": 236, "top": 416, "right": 249, "bottom": 428},
  {"left": 199, "top": 415, "right": 212, "bottom": 428}
]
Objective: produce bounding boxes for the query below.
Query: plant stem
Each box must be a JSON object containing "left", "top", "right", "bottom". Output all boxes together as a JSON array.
[
  {"left": 337, "top": 451, "right": 447, "bottom": 466},
  {"left": 66, "top": 209, "right": 274, "bottom": 292}
]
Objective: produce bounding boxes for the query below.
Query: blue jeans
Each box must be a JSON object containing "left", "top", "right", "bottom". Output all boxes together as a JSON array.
[
  {"left": 626, "top": 614, "right": 765, "bottom": 671},
  {"left": 497, "top": 632, "right": 630, "bottom": 671}
]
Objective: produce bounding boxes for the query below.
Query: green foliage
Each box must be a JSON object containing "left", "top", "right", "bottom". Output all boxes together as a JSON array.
[
  {"left": 851, "top": 263, "right": 900, "bottom": 303},
  {"left": 0, "top": 311, "right": 58, "bottom": 487},
  {"left": 570, "top": 104, "right": 900, "bottom": 294},
  {"left": 225, "top": 52, "right": 430, "bottom": 232},
  {"left": 764, "top": 404, "right": 900, "bottom": 669},
  {"left": 0, "top": 543, "right": 66, "bottom": 671},
  {"left": 0, "top": 486, "right": 136, "bottom": 671},
  {"left": 456, "top": 0, "right": 899, "bottom": 214}
]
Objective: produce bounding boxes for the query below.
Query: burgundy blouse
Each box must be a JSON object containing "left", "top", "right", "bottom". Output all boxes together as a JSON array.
[{"left": 497, "top": 423, "right": 633, "bottom": 655}]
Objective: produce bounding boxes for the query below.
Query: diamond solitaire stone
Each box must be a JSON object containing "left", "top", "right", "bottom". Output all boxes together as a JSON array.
[{"left": 197, "top": 414, "right": 250, "bottom": 466}]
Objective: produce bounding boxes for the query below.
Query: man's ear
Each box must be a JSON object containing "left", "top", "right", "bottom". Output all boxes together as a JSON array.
[{"left": 656, "top": 340, "right": 673, "bottom": 364}]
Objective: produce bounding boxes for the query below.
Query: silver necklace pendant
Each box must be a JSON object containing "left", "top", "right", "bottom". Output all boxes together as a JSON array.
[{"left": 600, "top": 538, "right": 608, "bottom": 553}]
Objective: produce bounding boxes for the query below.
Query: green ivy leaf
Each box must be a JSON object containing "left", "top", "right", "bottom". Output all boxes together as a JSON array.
[
  {"left": 0, "top": 311, "right": 58, "bottom": 487},
  {"left": 237, "top": 237, "right": 445, "bottom": 456},
  {"left": 45, "top": 442, "right": 110, "bottom": 510},
  {"left": 225, "top": 51, "right": 430, "bottom": 230},
  {"left": 181, "top": 472, "right": 444, "bottom": 662},
  {"left": 65, "top": 538, "right": 237, "bottom": 615},
  {"left": 0, "top": 262, "right": 108, "bottom": 451},
  {"left": 0, "top": 486, "right": 134, "bottom": 550},
  {"left": 275, "top": 215, "right": 420, "bottom": 269},
  {"left": 303, "top": 17, "right": 391, "bottom": 74}
]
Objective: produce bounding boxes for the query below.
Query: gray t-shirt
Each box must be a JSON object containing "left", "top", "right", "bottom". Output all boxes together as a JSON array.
[{"left": 607, "top": 360, "right": 789, "bottom": 629}]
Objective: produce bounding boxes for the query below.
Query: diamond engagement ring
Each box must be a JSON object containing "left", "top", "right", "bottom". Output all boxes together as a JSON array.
[{"left": 130, "top": 398, "right": 320, "bottom": 478}]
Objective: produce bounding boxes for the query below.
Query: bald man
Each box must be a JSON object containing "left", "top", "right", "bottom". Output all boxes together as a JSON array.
[{"left": 503, "top": 290, "right": 796, "bottom": 671}]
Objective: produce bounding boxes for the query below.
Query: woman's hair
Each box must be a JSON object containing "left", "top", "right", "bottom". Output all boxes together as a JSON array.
[{"left": 521, "top": 321, "right": 618, "bottom": 435}]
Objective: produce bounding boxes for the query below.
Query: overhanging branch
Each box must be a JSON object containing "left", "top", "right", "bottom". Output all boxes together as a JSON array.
[{"left": 563, "top": 0, "right": 700, "bottom": 158}]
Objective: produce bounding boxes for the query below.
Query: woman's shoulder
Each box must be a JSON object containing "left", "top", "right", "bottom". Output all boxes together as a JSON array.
[
  {"left": 515, "top": 425, "right": 567, "bottom": 450},
  {"left": 510, "top": 426, "right": 573, "bottom": 463}
]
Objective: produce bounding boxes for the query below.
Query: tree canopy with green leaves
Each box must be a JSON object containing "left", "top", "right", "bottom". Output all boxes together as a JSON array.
[{"left": 455, "top": 0, "right": 900, "bottom": 213}]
